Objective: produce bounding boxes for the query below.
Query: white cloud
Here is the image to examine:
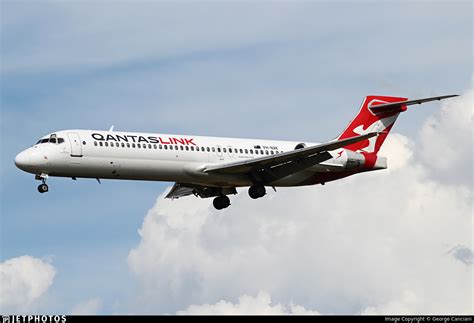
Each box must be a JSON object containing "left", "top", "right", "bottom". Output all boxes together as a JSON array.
[
  {"left": 177, "top": 291, "right": 319, "bottom": 315},
  {"left": 70, "top": 298, "right": 102, "bottom": 315},
  {"left": 0, "top": 255, "right": 56, "bottom": 312},
  {"left": 127, "top": 88, "right": 472, "bottom": 315},
  {"left": 419, "top": 87, "right": 473, "bottom": 185}
]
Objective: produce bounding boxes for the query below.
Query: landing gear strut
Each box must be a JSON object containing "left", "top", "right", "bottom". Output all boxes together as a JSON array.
[
  {"left": 213, "top": 195, "right": 231, "bottom": 210},
  {"left": 35, "top": 173, "right": 49, "bottom": 193},
  {"left": 248, "top": 185, "right": 266, "bottom": 199}
]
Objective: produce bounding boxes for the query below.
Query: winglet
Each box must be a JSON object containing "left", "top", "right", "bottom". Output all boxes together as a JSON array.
[{"left": 109, "top": 125, "right": 114, "bottom": 132}]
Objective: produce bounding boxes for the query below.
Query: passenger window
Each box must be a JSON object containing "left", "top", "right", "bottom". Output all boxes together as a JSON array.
[
  {"left": 175, "top": 145, "right": 178, "bottom": 150},
  {"left": 245, "top": 149, "right": 248, "bottom": 154},
  {"left": 180, "top": 146, "right": 184, "bottom": 150},
  {"left": 164, "top": 145, "right": 168, "bottom": 150},
  {"left": 260, "top": 150, "right": 264, "bottom": 154},
  {"left": 212, "top": 147, "right": 215, "bottom": 152},
  {"left": 223, "top": 148, "right": 227, "bottom": 153},
  {"left": 132, "top": 143, "right": 136, "bottom": 148},
  {"left": 121, "top": 143, "right": 125, "bottom": 148},
  {"left": 153, "top": 144, "right": 157, "bottom": 149},
  {"left": 159, "top": 144, "right": 162, "bottom": 149},
  {"left": 191, "top": 146, "right": 194, "bottom": 151},
  {"left": 201, "top": 147, "right": 205, "bottom": 152},
  {"left": 99, "top": 142, "right": 103, "bottom": 147},
  {"left": 186, "top": 146, "right": 189, "bottom": 151},
  {"left": 149, "top": 144, "right": 152, "bottom": 149},
  {"left": 137, "top": 144, "right": 141, "bottom": 148},
  {"left": 94, "top": 141, "right": 97, "bottom": 146},
  {"left": 105, "top": 142, "right": 108, "bottom": 147},
  {"left": 271, "top": 151, "right": 274, "bottom": 155},
  {"left": 229, "top": 148, "right": 233, "bottom": 153},
  {"left": 127, "top": 143, "right": 130, "bottom": 148},
  {"left": 217, "top": 147, "right": 221, "bottom": 153},
  {"left": 170, "top": 145, "right": 173, "bottom": 150},
  {"left": 239, "top": 149, "right": 243, "bottom": 154},
  {"left": 207, "top": 147, "right": 210, "bottom": 152},
  {"left": 266, "top": 150, "right": 269, "bottom": 155}
]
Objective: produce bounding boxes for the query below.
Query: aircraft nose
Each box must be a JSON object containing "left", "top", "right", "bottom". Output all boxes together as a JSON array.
[{"left": 15, "top": 150, "right": 31, "bottom": 171}]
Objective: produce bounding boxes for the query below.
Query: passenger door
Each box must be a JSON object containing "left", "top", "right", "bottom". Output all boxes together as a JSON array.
[{"left": 67, "top": 133, "right": 83, "bottom": 157}]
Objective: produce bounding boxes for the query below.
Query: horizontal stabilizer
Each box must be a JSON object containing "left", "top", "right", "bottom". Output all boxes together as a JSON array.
[{"left": 369, "top": 94, "right": 458, "bottom": 114}]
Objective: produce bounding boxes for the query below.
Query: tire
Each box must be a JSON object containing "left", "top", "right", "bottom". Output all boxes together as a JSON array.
[
  {"left": 213, "top": 195, "right": 230, "bottom": 210},
  {"left": 38, "top": 184, "right": 49, "bottom": 193},
  {"left": 249, "top": 185, "right": 265, "bottom": 199}
]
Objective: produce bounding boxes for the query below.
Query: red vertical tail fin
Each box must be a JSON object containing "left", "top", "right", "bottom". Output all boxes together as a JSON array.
[{"left": 338, "top": 95, "right": 408, "bottom": 154}]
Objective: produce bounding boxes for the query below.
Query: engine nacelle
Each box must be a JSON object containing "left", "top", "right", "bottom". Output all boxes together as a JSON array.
[
  {"left": 294, "top": 143, "right": 307, "bottom": 150},
  {"left": 344, "top": 150, "right": 365, "bottom": 169},
  {"left": 334, "top": 150, "right": 387, "bottom": 170}
]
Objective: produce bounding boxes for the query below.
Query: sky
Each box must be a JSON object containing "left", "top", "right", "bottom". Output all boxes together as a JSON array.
[{"left": 1, "top": 0, "right": 472, "bottom": 315}]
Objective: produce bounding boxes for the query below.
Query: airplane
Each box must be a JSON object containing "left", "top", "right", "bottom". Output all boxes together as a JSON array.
[{"left": 14, "top": 94, "right": 457, "bottom": 210}]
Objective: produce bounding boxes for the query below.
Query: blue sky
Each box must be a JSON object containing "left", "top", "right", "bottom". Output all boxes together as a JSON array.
[{"left": 1, "top": 1, "right": 472, "bottom": 314}]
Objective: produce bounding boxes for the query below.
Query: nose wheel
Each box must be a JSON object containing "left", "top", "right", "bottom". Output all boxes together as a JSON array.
[
  {"left": 35, "top": 173, "right": 49, "bottom": 193},
  {"left": 37, "top": 183, "right": 49, "bottom": 193}
]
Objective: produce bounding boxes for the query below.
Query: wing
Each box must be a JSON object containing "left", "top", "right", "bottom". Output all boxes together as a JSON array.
[
  {"left": 203, "top": 132, "right": 379, "bottom": 183},
  {"left": 165, "top": 182, "right": 237, "bottom": 199}
]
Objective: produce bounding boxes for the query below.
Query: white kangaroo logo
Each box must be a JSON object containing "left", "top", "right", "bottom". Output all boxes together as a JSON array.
[{"left": 353, "top": 115, "right": 397, "bottom": 153}]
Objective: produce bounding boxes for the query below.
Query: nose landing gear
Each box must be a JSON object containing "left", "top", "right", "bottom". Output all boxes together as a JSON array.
[{"left": 35, "top": 173, "right": 49, "bottom": 194}]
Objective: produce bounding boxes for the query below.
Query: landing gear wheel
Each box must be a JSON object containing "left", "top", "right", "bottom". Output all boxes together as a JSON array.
[
  {"left": 248, "top": 185, "right": 266, "bottom": 199},
  {"left": 38, "top": 183, "right": 49, "bottom": 193},
  {"left": 213, "top": 195, "right": 231, "bottom": 210}
]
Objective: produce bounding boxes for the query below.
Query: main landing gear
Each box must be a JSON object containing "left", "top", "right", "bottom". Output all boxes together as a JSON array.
[
  {"left": 35, "top": 174, "right": 49, "bottom": 193},
  {"left": 248, "top": 185, "right": 266, "bottom": 199},
  {"left": 212, "top": 185, "right": 266, "bottom": 210},
  {"left": 37, "top": 183, "right": 49, "bottom": 193},
  {"left": 213, "top": 195, "right": 231, "bottom": 210}
]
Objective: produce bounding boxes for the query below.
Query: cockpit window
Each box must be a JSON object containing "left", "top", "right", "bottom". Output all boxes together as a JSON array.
[{"left": 35, "top": 137, "right": 65, "bottom": 145}]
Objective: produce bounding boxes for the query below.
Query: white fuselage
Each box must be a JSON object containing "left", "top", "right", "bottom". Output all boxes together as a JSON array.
[{"left": 15, "top": 129, "right": 366, "bottom": 188}]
